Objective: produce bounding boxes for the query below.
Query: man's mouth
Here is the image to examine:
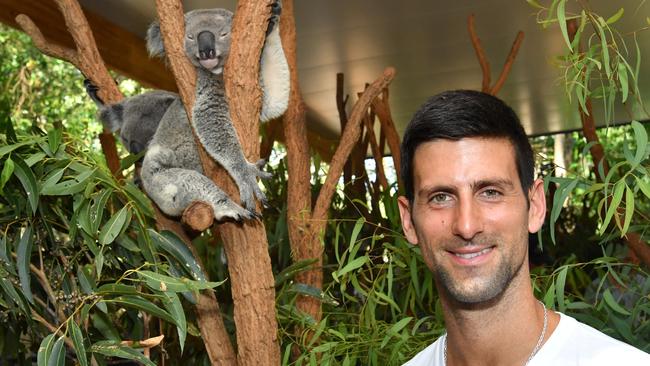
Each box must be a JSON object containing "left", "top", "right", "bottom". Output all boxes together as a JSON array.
[
  {"left": 452, "top": 247, "right": 493, "bottom": 259},
  {"left": 447, "top": 246, "right": 495, "bottom": 264}
]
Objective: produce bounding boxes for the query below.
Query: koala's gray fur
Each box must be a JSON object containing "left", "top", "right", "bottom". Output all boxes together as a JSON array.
[
  {"left": 86, "top": 81, "right": 178, "bottom": 155},
  {"left": 129, "top": 4, "right": 289, "bottom": 222}
]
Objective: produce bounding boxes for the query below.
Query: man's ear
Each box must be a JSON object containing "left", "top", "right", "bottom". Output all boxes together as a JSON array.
[
  {"left": 527, "top": 178, "right": 546, "bottom": 234},
  {"left": 398, "top": 196, "right": 419, "bottom": 245}
]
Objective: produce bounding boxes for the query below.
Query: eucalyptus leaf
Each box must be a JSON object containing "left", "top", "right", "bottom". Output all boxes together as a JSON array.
[
  {"left": 0, "top": 156, "right": 14, "bottom": 192},
  {"left": 47, "top": 336, "right": 65, "bottom": 366},
  {"left": 600, "top": 181, "right": 625, "bottom": 234},
  {"left": 557, "top": 0, "right": 571, "bottom": 51},
  {"left": 138, "top": 270, "right": 225, "bottom": 293},
  {"left": 148, "top": 229, "right": 205, "bottom": 281},
  {"left": 335, "top": 256, "right": 369, "bottom": 279},
  {"left": 621, "top": 185, "right": 634, "bottom": 236},
  {"left": 16, "top": 226, "right": 34, "bottom": 304},
  {"left": 69, "top": 319, "right": 89, "bottom": 366},
  {"left": 91, "top": 341, "right": 157, "bottom": 366},
  {"left": 630, "top": 121, "right": 648, "bottom": 167},
  {"left": 602, "top": 288, "right": 631, "bottom": 316},
  {"left": 47, "top": 129, "right": 62, "bottom": 157},
  {"left": 12, "top": 159, "right": 39, "bottom": 215},
  {"left": 99, "top": 206, "right": 130, "bottom": 245},
  {"left": 36, "top": 334, "right": 56, "bottom": 366},
  {"left": 110, "top": 295, "right": 177, "bottom": 325},
  {"left": 161, "top": 292, "right": 187, "bottom": 352},
  {"left": 605, "top": 8, "right": 624, "bottom": 24}
]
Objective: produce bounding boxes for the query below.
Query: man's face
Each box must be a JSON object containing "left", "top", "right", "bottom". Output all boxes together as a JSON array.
[{"left": 398, "top": 137, "right": 545, "bottom": 305}]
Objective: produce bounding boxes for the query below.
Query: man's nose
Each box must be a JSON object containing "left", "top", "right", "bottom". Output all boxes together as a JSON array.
[{"left": 451, "top": 197, "right": 483, "bottom": 240}]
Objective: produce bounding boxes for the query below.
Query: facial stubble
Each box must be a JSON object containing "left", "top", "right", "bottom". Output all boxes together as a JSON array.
[{"left": 428, "top": 234, "right": 528, "bottom": 305}]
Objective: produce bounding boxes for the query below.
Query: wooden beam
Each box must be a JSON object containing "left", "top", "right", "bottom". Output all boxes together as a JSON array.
[{"left": 0, "top": 0, "right": 177, "bottom": 92}]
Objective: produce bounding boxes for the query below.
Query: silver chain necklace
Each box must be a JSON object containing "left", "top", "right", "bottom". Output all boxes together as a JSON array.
[{"left": 443, "top": 301, "right": 548, "bottom": 366}]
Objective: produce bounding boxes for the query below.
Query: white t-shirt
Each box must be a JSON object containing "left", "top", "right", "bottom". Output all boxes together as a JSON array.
[{"left": 403, "top": 312, "right": 649, "bottom": 365}]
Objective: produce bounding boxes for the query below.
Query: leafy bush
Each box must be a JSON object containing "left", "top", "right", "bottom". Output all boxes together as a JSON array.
[{"left": 0, "top": 124, "right": 223, "bottom": 365}]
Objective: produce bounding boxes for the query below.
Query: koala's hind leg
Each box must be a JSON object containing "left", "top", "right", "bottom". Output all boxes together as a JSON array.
[
  {"left": 144, "top": 167, "right": 255, "bottom": 222},
  {"left": 142, "top": 146, "right": 254, "bottom": 222}
]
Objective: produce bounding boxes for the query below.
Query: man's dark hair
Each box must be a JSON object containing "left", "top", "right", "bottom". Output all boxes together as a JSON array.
[{"left": 400, "top": 90, "right": 534, "bottom": 202}]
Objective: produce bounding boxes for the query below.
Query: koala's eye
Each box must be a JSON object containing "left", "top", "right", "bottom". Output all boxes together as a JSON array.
[
  {"left": 220, "top": 31, "right": 229, "bottom": 38},
  {"left": 187, "top": 34, "right": 194, "bottom": 40}
]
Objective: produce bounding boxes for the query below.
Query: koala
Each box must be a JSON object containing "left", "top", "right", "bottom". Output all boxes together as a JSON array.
[
  {"left": 125, "top": 3, "right": 288, "bottom": 222},
  {"left": 85, "top": 81, "right": 177, "bottom": 156}
]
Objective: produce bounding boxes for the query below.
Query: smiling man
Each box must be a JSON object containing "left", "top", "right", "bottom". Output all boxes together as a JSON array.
[{"left": 398, "top": 90, "right": 649, "bottom": 366}]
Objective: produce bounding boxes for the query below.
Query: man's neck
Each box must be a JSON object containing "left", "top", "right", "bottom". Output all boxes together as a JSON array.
[{"left": 441, "top": 273, "right": 559, "bottom": 366}]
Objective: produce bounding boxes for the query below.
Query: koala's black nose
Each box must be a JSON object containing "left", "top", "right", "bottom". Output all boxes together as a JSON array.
[{"left": 197, "top": 31, "right": 216, "bottom": 59}]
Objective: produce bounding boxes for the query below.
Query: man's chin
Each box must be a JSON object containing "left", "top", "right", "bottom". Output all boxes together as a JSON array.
[{"left": 436, "top": 265, "right": 514, "bottom": 306}]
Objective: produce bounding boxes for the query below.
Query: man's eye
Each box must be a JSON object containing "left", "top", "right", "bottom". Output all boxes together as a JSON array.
[
  {"left": 481, "top": 189, "right": 501, "bottom": 198},
  {"left": 430, "top": 193, "right": 452, "bottom": 204}
]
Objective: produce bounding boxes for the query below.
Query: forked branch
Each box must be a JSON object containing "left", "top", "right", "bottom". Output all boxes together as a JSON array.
[{"left": 467, "top": 13, "right": 524, "bottom": 96}]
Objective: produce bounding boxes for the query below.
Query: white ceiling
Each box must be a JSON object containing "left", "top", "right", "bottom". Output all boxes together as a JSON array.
[{"left": 78, "top": 0, "right": 650, "bottom": 139}]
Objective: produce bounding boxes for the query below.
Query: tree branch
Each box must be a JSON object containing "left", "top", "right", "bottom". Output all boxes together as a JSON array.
[
  {"left": 371, "top": 88, "right": 403, "bottom": 190},
  {"left": 363, "top": 112, "right": 388, "bottom": 191},
  {"left": 490, "top": 31, "right": 524, "bottom": 95},
  {"left": 16, "top": 0, "right": 122, "bottom": 176},
  {"left": 467, "top": 14, "right": 491, "bottom": 93},
  {"left": 312, "top": 67, "right": 395, "bottom": 224}
]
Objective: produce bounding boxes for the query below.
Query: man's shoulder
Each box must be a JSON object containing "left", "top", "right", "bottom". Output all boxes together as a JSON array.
[
  {"left": 402, "top": 334, "right": 445, "bottom": 366},
  {"left": 531, "top": 312, "right": 649, "bottom": 365}
]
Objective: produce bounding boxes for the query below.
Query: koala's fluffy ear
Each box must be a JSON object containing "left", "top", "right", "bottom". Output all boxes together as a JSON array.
[{"left": 146, "top": 20, "right": 166, "bottom": 59}]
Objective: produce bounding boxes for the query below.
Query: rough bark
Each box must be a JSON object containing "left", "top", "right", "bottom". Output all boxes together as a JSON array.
[
  {"left": 222, "top": 1, "right": 281, "bottom": 365},
  {"left": 153, "top": 2, "right": 238, "bottom": 364},
  {"left": 279, "top": 0, "right": 320, "bottom": 323}
]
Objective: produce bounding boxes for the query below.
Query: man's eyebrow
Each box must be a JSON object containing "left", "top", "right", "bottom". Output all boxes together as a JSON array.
[
  {"left": 470, "top": 178, "right": 515, "bottom": 191},
  {"left": 416, "top": 184, "right": 457, "bottom": 198}
]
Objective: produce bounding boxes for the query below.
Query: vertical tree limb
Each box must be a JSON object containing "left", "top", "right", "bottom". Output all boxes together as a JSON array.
[
  {"left": 371, "top": 89, "right": 403, "bottom": 190},
  {"left": 222, "top": 1, "right": 281, "bottom": 364},
  {"left": 337, "top": 73, "right": 353, "bottom": 189},
  {"left": 490, "top": 31, "right": 524, "bottom": 95},
  {"left": 364, "top": 113, "right": 388, "bottom": 191},
  {"left": 468, "top": 14, "right": 491, "bottom": 93},
  {"left": 279, "top": 0, "right": 321, "bottom": 327}
]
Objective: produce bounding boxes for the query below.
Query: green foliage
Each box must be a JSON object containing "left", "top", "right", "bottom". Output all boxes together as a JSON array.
[
  {"left": 1, "top": 3, "right": 649, "bottom": 365},
  {"left": 0, "top": 128, "right": 221, "bottom": 364}
]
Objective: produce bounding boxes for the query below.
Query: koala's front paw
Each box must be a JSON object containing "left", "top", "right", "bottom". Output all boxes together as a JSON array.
[
  {"left": 266, "top": 0, "right": 282, "bottom": 35},
  {"left": 237, "top": 159, "right": 271, "bottom": 215}
]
